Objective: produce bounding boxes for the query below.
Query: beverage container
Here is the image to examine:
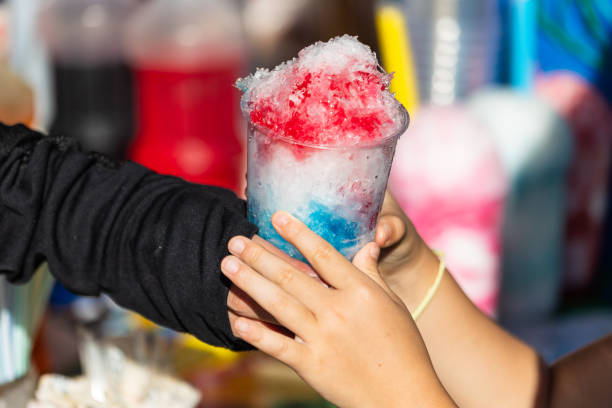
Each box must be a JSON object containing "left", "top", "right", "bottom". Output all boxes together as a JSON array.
[
  {"left": 125, "top": 0, "right": 246, "bottom": 193},
  {"left": 0, "top": 264, "right": 54, "bottom": 385},
  {"left": 0, "top": 1, "right": 54, "bottom": 389},
  {"left": 389, "top": 105, "right": 507, "bottom": 316},
  {"left": 536, "top": 73, "right": 612, "bottom": 299},
  {"left": 464, "top": 0, "right": 573, "bottom": 324},
  {"left": 50, "top": 62, "right": 134, "bottom": 159},
  {"left": 401, "top": 0, "right": 500, "bottom": 105},
  {"left": 246, "top": 108, "right": 409, "bottom": 260},
  {"left": 468, "top": 89, "right": 572, "bottom": 323},
  {"left": 8, "top": 0, "right": 54, "bottom": 129},
  {"left": 240, "top": 36, "right": 408, "bottom": 260},
  {"left": 40, "top": 0, "right": 135, "bottom": 159}
]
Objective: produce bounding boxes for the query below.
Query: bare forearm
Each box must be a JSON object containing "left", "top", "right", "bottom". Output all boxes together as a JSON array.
[
  {"left": 387, "top": 248, "right": 544, "bottom": 408},
  {"left": 549, "top": 335, "right": 612, "bottom": 408}
]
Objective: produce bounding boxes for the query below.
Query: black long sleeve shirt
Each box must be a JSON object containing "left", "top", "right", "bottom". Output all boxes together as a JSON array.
[{"left": 0, "top": 123, "right": 257, "bottom": 350}]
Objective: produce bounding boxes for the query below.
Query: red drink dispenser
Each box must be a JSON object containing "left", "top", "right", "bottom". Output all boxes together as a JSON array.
[{"left": 125, "top": 0, "right": 246, "bottom": 194}]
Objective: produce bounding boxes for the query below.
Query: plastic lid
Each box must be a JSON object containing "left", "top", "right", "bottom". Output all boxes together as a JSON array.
[{"left": 124, "top": 0, "right": 243, "bottom": 69}]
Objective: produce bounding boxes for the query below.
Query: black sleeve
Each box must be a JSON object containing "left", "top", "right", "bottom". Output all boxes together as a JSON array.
[{"left": 0, "top": 123, "right": 258, "bottom": 350}]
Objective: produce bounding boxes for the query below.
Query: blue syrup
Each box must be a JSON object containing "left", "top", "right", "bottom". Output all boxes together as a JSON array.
[{"left": 248, "top": 198, "right": 362, "bottom": 261}]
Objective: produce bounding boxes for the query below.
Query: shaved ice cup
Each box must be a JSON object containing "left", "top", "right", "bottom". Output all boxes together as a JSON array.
[{"left": 246, "top": 106, "right": 409, "bottom": 261}]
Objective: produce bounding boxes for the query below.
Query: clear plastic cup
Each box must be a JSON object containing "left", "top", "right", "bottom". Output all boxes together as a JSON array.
[
  {"left": 401, "top": 0, "right": 500, "bottom": 105},
  {"left": 246, "top": 106, "right": 409, "bottom": 261}
]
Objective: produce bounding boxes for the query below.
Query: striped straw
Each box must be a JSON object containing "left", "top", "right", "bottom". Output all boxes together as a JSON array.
[{"left": 0, "top": 263, "right": 54, "bottom": 384}]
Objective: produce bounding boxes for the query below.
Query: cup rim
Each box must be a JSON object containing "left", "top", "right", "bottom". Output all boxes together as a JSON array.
[{"left": 244, "top": 104, "right": 410, "bottom": 151}]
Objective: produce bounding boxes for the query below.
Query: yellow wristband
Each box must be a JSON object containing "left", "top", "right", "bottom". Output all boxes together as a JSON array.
[{"left": 411, "top": 251, "right": 445, "bottom": 320}]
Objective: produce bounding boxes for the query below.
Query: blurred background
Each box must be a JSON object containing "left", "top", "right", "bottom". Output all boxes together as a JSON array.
[{"left": 0, "top": 0, "right": 611, "bottom": 406}]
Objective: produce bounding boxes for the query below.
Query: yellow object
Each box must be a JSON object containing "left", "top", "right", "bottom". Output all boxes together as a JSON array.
[
  {"left": 130, "top": 313, "right": 158, "bottom": 330},
  {"left": 375, "top": 2, "right": 419, "bottom": 113},
  {"left": 411, "top": 251, "right": 445, "bottom": 320},
  {"left": 180, "top": 334, "right": 241, "bottom": 362},
  {"left": 130, "top": 313, "right": 240, "bottom": 361}
]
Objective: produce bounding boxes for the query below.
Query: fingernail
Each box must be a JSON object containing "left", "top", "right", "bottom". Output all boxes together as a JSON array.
[
  {"left": 223, "top": 258, "right": 239, "bottom": 275},
  {"left": 229, "top": 238, "right": 245, "bottom": 254},
  {"left": 236, "top": 318, "right": 250, "bottom": 334},
  {"left": 369, "top": 244, "right": 380, "bottom": 260},
  {"left": 273, "top": 213, "right": 289, "bottom": 227}
]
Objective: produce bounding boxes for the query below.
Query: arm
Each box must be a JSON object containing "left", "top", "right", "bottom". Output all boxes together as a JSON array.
[
  {"left": 385, "top": 246, "right": 546, "bottom": 408},
  {"left": 0, "top": 123, "right": 257, "bottom": 349},
  {"left": 360, "top": 192, "right": 612, "bottom": 408},
  {"left": 230, "top": 192, "right": 545, "bottom": 405},
  {"left": 373, "top": 192, "right": 545, "bottom": 408},
  {"left": 223, "top": 212, "right": 456, "bottom": 408},
  {"left": 548, "top": 335, "right": 612, "bottom": 408}
]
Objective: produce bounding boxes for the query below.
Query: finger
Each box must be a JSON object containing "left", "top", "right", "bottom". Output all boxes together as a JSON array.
[
  {"left": 352, "top": 243, "right": 404, "bottom": 303},
  {"left": 221, "top": 255, "right": 315, "bottom": 337},
  {"left": 230, "top": 315, "right": 307, "bottom": 367},
  {"left": 252, "top": 235, "right": 322, "bottom": 282},
  {"left": 271, "top": 212, "right": 358, "bottom": 289},
  {"left": 377, "top": 190, "right": 408, "bottom": 247},
  {"left": 374, "top": 217, "right": 393, "bottom": 247},
  {"left": 229, "top": 309, "right": 241, "bottom": 337},
  {"left": 228, "top": 285, "right": 276, "bottom": 323},
  {"left": 375, "top": 215, "right": 406, "bottom": 248},
  {"left": 229, "top": 310, "right": 293, "bottom": 338},
  {"left": 228, "top": 236, "right": 328, "bottom": 309},
  {"left": 351, "top": 242, "right": 382, "bottom": 283}
]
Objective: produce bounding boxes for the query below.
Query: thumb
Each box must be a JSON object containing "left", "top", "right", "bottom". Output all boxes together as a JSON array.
[{"left": 375, "top": 215, "right": 407, "bottom": 248}]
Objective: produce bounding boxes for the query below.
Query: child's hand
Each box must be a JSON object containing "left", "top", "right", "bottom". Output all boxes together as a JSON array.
[
  {"left": 374, "top": 190, "right": 431, "bottom": 284},
  {"left": 374, "top": 190, "right": 427, "bottom": 277},
  {"left": 228, "top": 190, "right": 430, "bottom": 323},
  {"left": 222, "top": 212, "right": 454, "bottom": 408},
  {"left": 227, "top": 235, "right": 319, "bottom": 324}
]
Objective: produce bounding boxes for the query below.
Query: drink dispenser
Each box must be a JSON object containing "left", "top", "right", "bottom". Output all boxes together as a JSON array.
[
  {"left": 125, "top": 0, "right": 246, "bottom": 193},
  {"left": 402, "top": 0, "right": 500, "bottom": 105},
  {"left": 40, "top": 0, "right": 136, "bottom": 159}
]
